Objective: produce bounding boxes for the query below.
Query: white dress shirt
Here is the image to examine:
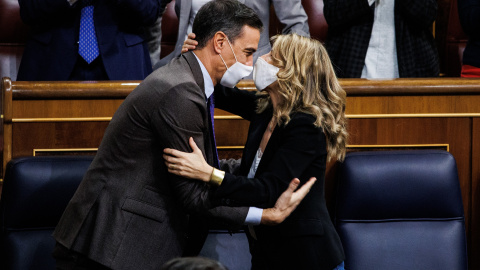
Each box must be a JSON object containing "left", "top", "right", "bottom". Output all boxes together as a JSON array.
[{"left": 361, "top": 0, "right": 399, "bottom": 78}]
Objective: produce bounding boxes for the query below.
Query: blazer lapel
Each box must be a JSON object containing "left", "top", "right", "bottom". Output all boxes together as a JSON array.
[
  {"left": 183, "top": 51, "right": 205, "bottom": 91},
  {"left": 242, "top": 110, "right": 271, "bottom": 174},
  {"left": 256, "top": 123, "right": 280, "bottom": 174},
  {"left": 182, "top": 51, "right": 218, "bottom": 167}
]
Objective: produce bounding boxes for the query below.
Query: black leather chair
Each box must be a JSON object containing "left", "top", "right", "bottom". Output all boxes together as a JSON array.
[
  {"left": 0, "top": 156, "right": 94, "bottom": 270},
  {"left": 335, "top": 150, "right": 468, "bottom": 270}
]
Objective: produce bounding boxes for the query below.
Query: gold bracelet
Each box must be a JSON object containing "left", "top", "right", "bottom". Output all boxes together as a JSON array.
[{"left": 209, "top": 168, "right": 225, "bottom": 186}]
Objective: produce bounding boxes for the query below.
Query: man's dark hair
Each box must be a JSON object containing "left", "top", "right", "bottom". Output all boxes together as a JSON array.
[{"left": 192, "top": 0, "right": 263, "bottom": 48}]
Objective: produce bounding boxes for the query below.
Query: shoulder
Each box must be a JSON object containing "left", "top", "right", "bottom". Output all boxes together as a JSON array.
[
  {"left": 288, "top": 112, "right": 317, "bottom": 127},
  {"left": 283, "top": 112, "right": 325, "bottom": 139}
]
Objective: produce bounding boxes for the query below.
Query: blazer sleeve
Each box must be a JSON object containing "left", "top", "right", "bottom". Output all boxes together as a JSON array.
[
  {"left": 396, "top": 0, "right": 437, "bottom": 28},
  {"left": 150, "top": 80, "right": 248, "bottom": 226},
  {"left": 214, "top": 114, "right": 326, "bottom": 209},
  {"left": 271, "top": 0, "right": 310, "bottom": 37},
  {"left": 323, "top": 0, "right": 374, "bottom": 29},
  {"left": 214, "top": 84, "right": 259, "bottom": 121},
  {"left": 458, "top": 0, "right": 480, "bottom": 38}
]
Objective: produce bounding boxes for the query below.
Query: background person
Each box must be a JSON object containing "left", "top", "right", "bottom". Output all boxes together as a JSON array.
[
  {"left": 458, "top": 0, "right": 480, "bottom": 77},
  {"left": 324, "top": 0, "right": 439, "bottom": 78},
  {"left": 153, "top": 0, "right": 310, "bottom": 69},
  {"left": 17, "top": 0, "right": 162, "bottom": 81}
]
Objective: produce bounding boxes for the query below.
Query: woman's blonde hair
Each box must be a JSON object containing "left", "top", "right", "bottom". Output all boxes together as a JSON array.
[{"left": 256, "top": 33, "right": 348, "bottom": 161}]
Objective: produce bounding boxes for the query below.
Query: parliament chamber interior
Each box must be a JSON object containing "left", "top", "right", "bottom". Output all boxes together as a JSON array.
[{"left": 0, "top": 0, "right": 479, "bottom": 269}]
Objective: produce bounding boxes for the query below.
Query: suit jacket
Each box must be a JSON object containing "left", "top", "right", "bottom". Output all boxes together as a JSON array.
[
  {"left": 213, "top": 86, "right": 345, "bottom": 270},
  {"left": 53, "top": 52, "right": 248, "bottom": 270},
  {"left": 17, "top": 0, "right": 160, "bottom": 80},
  {"left": 154, "top": 0, "right": 310, "bottom": 68},
  {"left": 324, "top": 0, "right": 439, "bottom": 78}
]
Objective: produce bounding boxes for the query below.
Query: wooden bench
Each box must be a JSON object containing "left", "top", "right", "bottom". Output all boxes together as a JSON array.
[{"left": 2, "top": 76, "right": 480, "bottom": 268}]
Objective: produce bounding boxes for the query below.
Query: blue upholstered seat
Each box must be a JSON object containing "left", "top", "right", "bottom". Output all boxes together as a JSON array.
[
  {"left": 0, "top": 156, "right": 93, "bottom": 270},
  {"left": 335, "top": 150, "right": 468, "bottom": 270}
]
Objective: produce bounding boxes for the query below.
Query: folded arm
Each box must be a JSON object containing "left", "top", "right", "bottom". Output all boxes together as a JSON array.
[
  {"left": 396, "top": 0, "right": 437, "bottom": 28},
  {"left": 323, "top": 0, "right": 374, "bottom": 29}
]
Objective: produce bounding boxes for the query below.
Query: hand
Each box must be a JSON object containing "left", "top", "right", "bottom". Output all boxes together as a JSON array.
[
  {"left": 182, "top": 33, "right": 198, "bottom": 53},
  {"left": 163, "top": 137, "right": 213, "bottom": 182},
  {"left": 261, "top": 177, "right": 317, "bottom": 225}
]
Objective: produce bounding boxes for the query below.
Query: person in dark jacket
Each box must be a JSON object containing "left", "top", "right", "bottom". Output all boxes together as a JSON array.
[
  {"left": 459, "top": 0, "right": 480, "bottom": 77},
  {"left": 324, "top": 0, "right": 439, "bottom": 78},
  {"left": 17, "top": 0, "right": 164, "bottom": 80}
]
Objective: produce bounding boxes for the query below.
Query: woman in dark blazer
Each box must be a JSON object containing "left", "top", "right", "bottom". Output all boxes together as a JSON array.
[{"left": 164, "top": 34, "right": 347, "bottom": 270}]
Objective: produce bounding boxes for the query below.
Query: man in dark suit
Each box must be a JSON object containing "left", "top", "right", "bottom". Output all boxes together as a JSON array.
[
  {"left": 17, "top": 0, "right": 165, "bottom": 81},
  {"left": 53, "top": 1, "right": 313, "bottom": 269}
]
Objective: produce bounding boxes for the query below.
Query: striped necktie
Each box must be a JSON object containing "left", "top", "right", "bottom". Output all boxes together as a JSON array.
[{"left": 78, "top": 0, "right": 99, "bottom": 63}]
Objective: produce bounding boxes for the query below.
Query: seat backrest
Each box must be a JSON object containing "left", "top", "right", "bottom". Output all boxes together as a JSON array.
[
  {"left": 160, "top": 0, "right": 179, "bottom": 59},
  {"left": 444, "top": 0, "right": 468, "bottom": 77},
  {"left": 335, "top": 150, "right": 467, "bottom": 270},
  {"left": 0, "top": 156, "right": 93, "bottom": 270},
  {"left": 301, "top": 0, "right": 328, "bottom": 42}
]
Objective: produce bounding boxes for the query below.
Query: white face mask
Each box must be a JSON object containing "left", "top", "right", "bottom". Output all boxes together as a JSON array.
[
  {"left": 219, "top": 37, "right": 253, "bottom": 88},
  {"left": 253, "top": 56, "right": 280, "bottom": 91}
]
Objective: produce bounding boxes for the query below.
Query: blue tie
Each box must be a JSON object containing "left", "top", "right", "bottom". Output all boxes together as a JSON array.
[
  {"left": 79, "top": 0, "right": 99, "bottom": 63},
  {"left": 207, "top": 95, "right": 220, "bottom": 168}
]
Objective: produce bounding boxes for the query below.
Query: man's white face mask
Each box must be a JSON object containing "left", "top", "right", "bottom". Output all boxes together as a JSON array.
[
  {"left": 219, "top": 37, "right": 253, "bottom": 88},
  {"left": 253, "top": 56, "right": 279, "bottom": 91}
]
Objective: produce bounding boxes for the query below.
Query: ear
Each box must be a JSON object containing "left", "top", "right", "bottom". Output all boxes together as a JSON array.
[{"left": 213, "top": 31, "right": 227, "bottom": 54}]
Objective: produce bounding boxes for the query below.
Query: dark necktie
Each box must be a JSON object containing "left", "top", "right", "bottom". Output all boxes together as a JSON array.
[
  {"left": 79, "top": 0, "right": 99, "bottom": 63},
  {"left": 207, "top": 95, "right": 219, "bottom": 168}
]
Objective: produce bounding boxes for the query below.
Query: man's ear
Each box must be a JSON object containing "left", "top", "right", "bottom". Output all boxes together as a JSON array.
[{"left": 213, "top": 31, "right": 227, "bottom": 54}]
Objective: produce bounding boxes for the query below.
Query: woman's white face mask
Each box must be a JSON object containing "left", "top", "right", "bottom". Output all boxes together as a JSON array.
[
  {"left": 219, "top": 37, "right": 253, "bottom": 88},
  {"left": 253, "top": 56, "right": 280, "bottom": 91}
]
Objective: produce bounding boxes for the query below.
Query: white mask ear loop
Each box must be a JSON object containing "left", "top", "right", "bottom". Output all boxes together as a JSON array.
[
  {"left": 219, "top": 36, "right": 238, "bottom": 69},
  {"left": 225, "top": 37, "right": 238, "bottom": 62}
]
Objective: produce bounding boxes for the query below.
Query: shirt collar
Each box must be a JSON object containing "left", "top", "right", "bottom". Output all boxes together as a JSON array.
[{"left": 192, "top": 52, "right": 214, "bottom": 99}]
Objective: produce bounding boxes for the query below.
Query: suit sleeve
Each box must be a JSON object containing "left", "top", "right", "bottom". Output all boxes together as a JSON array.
[
  {"left": 271, "top": 0, "right": 310, "bottom": 37},
  {"left": 18, "top": 0, "right": 74, "bottom": 25},
  {"left": 110, "top": 0, "right": 164, "bottom": 26},
  {"left": 396, "top": 0, "right": 437, "bottom": 28},
  {"left": 323, "top": 0, "right": 374, "bottom": 29},
  {"left": 150, "top": 81, "right": 247, "bottom": 227},
  {"left": 458, "top": 0, "right": 480, "bottom": 38},
  {"left": 214, "top": 115, "right": 326, "bottom": 209},
  {"left": 214, "top": 84, "right": 259, "bottom": 121}
]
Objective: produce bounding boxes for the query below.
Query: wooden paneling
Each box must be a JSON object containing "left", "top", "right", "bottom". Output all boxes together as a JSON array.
[
  {"left": 12, "top": 122, "right": 108, "bottom": 158},
  {"left": 471, "top": 118, "right": 480, "bottom": 270}
]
